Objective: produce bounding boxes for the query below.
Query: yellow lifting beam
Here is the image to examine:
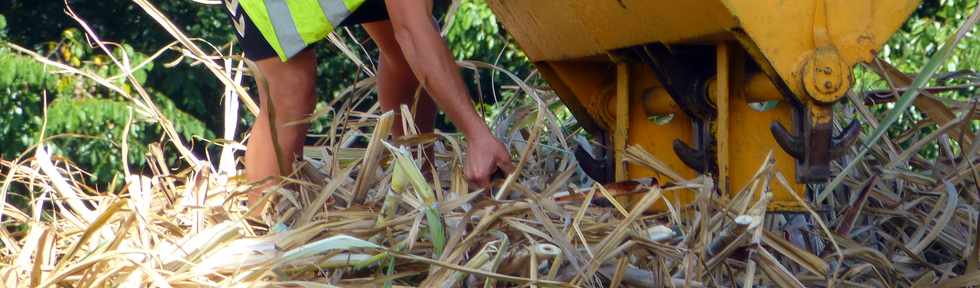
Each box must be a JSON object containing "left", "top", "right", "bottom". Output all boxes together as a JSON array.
[{"left": 485, "top": 0, "right": 921, "bottom": 211}]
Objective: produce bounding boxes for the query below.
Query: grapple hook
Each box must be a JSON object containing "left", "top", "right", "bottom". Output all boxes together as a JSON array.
[{"left": 769, "top": 105, "right": 861, "bottom": 183}]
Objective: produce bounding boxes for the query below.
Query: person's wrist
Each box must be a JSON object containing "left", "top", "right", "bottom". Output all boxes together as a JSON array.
[{"left": 461, "top": 123, "right": 494, "bottom": 142}]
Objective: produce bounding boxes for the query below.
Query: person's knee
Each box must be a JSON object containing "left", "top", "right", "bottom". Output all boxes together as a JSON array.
[{"left": 264, "top": 66, "right": 316, "bottom": 107}]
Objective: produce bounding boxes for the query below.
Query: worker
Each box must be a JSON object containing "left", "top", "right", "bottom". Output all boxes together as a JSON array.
[{"left": 223, "top": 0, "right": 515, "bottom": 205}]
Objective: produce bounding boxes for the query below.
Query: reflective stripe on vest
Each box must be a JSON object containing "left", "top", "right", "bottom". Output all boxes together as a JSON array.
[
  {"left": 239, "top": 0, "right": 365, "bottom": 61},
  {"left": 318, "top": 0, "right": 350, "bottom": 30}
]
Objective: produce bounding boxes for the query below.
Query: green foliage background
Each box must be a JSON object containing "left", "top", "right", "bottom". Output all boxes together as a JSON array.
[
  {"left": 0, "top": 0, "right": 976, "bottom": 188},
  {"left": 853, "top": 0, "right": 979, "bottom": 159}
]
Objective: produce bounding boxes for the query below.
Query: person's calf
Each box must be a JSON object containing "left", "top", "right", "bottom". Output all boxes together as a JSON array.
[{"left": 244, "top": 49, "right": 317, "bottom": 208}]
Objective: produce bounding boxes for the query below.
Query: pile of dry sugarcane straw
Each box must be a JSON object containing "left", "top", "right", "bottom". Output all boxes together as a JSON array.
[{"left": 2, "top": 1, "right": 980, "bottom": 287}]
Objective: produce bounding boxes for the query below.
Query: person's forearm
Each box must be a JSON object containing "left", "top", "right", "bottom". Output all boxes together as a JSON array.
[{"left": 387, "top": 12, "right": 490, "bottom": 138}]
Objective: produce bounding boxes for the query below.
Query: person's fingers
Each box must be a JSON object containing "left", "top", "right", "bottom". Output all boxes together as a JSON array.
[
  {"left": 464, "top": 166, "right": 487, "bottom": 187},
  {"left": 497, "top": 158, "right": 516, "bottom": 174},
  {"left": 474, "top": 174, "right": 490, "bottom": 188}
]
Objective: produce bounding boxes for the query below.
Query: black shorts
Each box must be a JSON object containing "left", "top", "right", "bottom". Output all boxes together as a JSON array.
[{"left": 223, "top": 0, "right": 389, "bottom": 61}]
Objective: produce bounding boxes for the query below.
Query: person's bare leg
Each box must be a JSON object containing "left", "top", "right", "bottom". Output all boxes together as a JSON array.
[
  {"left": 245, "top": 49, "right": 317, "bottom": 205},
  {"left": 364, "top": 21, "right": 438, "bottom": 174},
  {"left": 363, "top": 21, "right": 437, "bottom": 138}
]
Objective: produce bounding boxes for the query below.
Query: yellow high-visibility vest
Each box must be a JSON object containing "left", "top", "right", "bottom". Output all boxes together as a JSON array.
[{"left": 239, "top": 0, "right": 366, "bottom": 61}]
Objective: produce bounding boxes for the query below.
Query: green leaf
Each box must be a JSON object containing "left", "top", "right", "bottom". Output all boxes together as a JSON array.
[{"left": 279, "top": 235, "right": 381, "bottom": 264}]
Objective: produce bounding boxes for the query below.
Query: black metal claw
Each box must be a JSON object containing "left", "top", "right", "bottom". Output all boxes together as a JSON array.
[
  {"left": 770, "top": 121, "right": 804, "bottom": 160},
  {"left": 673, "top": 139, "right": 715, "bottom": 174},
  {"left": 831, "top": 119, "right": 861, "bottom": 159},
  {"left": 770, "top": 116, "right": 862, "bottom": 183},
  {"left": 575, "top": 144, "right": 613, "bottom": 184},
  {"left": 771, "top": 118, "right": 861, "bottom": 163},
  {"left": 628, "top": 44, "right": 721, "bottom": 176}
]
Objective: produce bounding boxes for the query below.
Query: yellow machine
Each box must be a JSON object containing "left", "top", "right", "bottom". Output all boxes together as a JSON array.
[{"left": 485, "top": 0, "right": 921, "bottom": 211}]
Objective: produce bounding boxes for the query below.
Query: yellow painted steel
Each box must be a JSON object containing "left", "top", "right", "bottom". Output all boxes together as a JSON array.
[
  {"left": 486, "top": 0, "right": 920, "bottom": 211},
  {"left": 615, "top": 63, "right": 630, "bottom": 182},
  {"left": 487, "top": 0, "right": 919, "bottom": 101},
  {"left": 624, "top": 64, "right": 697, "bottom": 211},
  {"left": 726, "top": 49, "right": 807, "bottom": 212},
  {"left": 483, "top": 1, "right": 738, "bottom": 61},
  {"left": 722, "top": 0, "right": 919, "bottom": 99},
  {"left": 716, "top": 43, "right": 732, "bottom": 196}
]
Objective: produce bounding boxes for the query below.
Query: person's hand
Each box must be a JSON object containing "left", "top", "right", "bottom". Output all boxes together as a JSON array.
[{"left": 465, "top": 133, "right": 515, "bottom": 188}]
